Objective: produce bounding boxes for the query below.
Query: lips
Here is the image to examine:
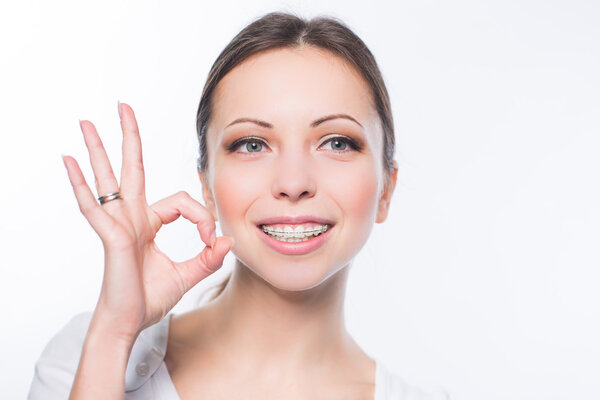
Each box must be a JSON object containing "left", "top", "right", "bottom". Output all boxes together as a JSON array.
[
  {"left": 256, "top": 215, "right": 335, "bottom": 227},
  {"left": 255, "top": 223, "right": 335, "bottom": 255},
  {"left": 253, "top": 215, "right": 336, "bottom": 255}
]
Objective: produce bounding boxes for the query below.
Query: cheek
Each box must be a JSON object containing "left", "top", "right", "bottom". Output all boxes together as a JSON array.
[
  {"left": 322, "top": 159, "right": 381, "bottom": 262},
  {"left": 211, "top": 161, "right": 264, "bottom": 232},
  {"left": 323, "top": 161, "right": 380, "bottom": 223}
]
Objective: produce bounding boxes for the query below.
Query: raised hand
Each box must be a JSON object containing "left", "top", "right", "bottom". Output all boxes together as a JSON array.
[{"left": 62, "top": 102, "right": 233, "bottom": 342}]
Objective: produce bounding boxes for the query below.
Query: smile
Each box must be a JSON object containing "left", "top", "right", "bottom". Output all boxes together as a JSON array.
[
  {"left": 256, "top": 223, "right": 335, "bottom": 255},
  {"left": 261, "top": 223, "right": 330, "bottom": 242}
]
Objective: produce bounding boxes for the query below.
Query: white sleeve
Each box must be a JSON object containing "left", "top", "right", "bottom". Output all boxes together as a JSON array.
[
  {"left": 386, "top": 374, "right": 451, "bottom": 400},
  {"left": 27, "top": 311, "right": 93, "bottom": 400}
]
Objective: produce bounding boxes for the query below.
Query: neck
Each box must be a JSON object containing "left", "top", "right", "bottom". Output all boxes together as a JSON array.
[{"left": 200, "top": 259, "right": 360, "bottom": 379}]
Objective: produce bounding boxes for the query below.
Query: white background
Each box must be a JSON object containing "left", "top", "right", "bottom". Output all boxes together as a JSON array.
[{"left": 1, "top": 0, "right": 599, "bottom": 398}]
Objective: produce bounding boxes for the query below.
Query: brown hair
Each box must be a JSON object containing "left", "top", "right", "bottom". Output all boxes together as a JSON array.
[{"left": 195, "top": 11, "right": 395, "bottom": 303}]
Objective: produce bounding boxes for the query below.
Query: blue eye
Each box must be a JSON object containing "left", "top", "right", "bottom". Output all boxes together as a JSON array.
[
  {"left": 321, "top": 136, "right": 362, "bottom": 153},
  {"left": 327, "top": 138, "right": 347, "bottom": 151},
  {"left": 227, "top": 137, "right": 267, "bottom": 153},
  {"left": 227, "top": 135, "right": 362, "bottom": 155},
  {"left": 243, "top": 140, "right": 263, "bottom": 152}
]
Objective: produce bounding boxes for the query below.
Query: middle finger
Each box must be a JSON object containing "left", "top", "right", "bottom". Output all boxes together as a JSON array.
[{"left": 118, "top": 102, "right": 146, "bottom": 201}]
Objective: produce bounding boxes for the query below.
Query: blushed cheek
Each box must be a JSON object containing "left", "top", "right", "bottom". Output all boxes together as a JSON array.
[
  {"left": 321, "top": 161, "right": 380, "bottom": 263},
  {"left": 326, "top": 162, "right": 380, "bottom": 226},
  {"left": 211, "top": 163, "right": 261, "bottom": 235}
]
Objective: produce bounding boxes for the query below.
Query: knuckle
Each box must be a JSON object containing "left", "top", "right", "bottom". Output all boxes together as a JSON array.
[
  {"left": 176, "top": 190, "right": 190, "bottom": 199},
  {"left": 199, "top": 250, "right": 211, "bottom": 269},
  {"left": 198, "top": 217, "right": 215, "bottom": 230},
  {"left": 78, "top": 203, "right": 93, "bottom": 216},
  {"left": 132, "top": 162, "right": 145, "bottom": 173},
  {"left": 174, "top": 191, "right": 191, "bottom": 206}
]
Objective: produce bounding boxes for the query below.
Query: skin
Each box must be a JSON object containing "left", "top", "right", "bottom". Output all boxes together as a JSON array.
[
  {"left": 63, "top": 105, "right": 234, "bottom": 399},
  {"left": 164, "top": 46, "right": 398, "bottom": 399},
  {"left": 62, "top": 44, "right": 397, "bottom": 399}
]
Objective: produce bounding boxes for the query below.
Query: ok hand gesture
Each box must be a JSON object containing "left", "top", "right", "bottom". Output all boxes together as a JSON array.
[{"left": 62, "top": 102, "right": 233, "bottom": 342}]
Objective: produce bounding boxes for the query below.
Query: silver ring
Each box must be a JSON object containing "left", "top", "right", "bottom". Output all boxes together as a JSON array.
[{"left": 98, "top": 192, "right": 122, "bottom": 205}]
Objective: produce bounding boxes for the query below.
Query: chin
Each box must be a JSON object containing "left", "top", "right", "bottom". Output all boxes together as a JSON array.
[
  {"left": 235, "top": 255, "right": 348, "bottom": 293},
  {"left": 265, "top": 272, "right": 334, "bottom": 292}
]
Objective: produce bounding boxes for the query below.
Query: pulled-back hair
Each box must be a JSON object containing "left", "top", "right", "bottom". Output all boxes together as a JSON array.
[{"left": 196, "top": 11, "right": 395, "bottom": 303}]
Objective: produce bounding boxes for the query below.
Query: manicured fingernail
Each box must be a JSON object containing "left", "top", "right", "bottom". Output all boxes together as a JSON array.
[
  {"left": 210, "top": 230, "right": 216, "bottom": 247},
  {"left": 117, "top": 100, "right": 122, "bottom": 120}
]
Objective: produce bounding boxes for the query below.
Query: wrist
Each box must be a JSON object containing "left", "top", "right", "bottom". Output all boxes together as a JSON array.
[
  {"left": 84, "top": 324, "right": 136, "bottom": 355},
  {"left": 87, "top": 309, "right": 141, "bottom": 349},
  {"left": 71, "top": 318, "right": 134, "bottom": 400}
]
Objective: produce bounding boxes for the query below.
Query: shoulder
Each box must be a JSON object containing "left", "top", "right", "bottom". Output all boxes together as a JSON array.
[
  {"left": 28, "top": 311, "right": 94, "bottom": 399},
  {"left": 375, "top": 361, "right": 450, "bottom": 400},
  {"left": 28, "top": 311, "right": 173, "bottom": 399}
]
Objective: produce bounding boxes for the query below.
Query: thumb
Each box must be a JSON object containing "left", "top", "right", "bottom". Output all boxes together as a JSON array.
[{"left": 174, "top": 236, "right": 235, "bottom": 292}]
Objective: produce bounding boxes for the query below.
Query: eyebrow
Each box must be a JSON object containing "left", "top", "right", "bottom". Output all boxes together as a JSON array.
[{"left": 225, "top": 113, "right": 363, "bottom": 129}]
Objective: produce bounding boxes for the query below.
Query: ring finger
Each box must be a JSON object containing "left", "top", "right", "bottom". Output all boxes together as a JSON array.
[{"left": 79, "top": 120, "right": 121, "bottom": 206}]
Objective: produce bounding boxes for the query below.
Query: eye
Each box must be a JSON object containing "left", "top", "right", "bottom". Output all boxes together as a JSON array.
[
  {"left": 227, "top": 135, "right": 363, "bottom": 155},
  {"left": 227, "top": 136, "right": 268, "bottom": 154},
  {"left": 320, "top": 136, "right": 363, "bottom": 153}
]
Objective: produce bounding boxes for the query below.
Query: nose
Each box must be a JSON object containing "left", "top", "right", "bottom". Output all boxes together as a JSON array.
[{"left": 271, "top": 150, "right": 316, "bottom": 202}]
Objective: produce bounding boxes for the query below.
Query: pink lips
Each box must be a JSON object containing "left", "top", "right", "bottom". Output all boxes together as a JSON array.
[
  {"left": 256, "top": 215, "right": 335, "bottom": 226},
  {"left": 255, "top": 215, "right": 335, "bottom": 256}
]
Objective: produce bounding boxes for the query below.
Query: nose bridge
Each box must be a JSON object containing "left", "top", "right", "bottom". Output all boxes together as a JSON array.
[{"left": 271, "top": 137, "right": 316, "bottom": 201}]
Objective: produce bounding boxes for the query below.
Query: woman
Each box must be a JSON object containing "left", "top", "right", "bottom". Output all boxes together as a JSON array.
[{"left": 29, "top": 11, "right": 449, "bottom": 399}]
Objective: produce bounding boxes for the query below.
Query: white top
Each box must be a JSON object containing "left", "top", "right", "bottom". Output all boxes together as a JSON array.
[{"left": 28, "top": 311, "right": 450, "bottom": 399}]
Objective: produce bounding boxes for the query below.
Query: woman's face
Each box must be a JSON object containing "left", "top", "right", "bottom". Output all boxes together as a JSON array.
[{"left": 201, "top": 46, "right": 396, "bottom": 291}]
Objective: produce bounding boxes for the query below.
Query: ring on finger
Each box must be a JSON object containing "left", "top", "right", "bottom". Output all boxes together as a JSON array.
[{"left": 98, "top": 191, "right": 122, "bottom": 205}]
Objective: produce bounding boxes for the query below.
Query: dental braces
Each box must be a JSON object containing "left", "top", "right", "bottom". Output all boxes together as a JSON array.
[{"left": 262, "top": 227, "right": 327, "bottom": 237}]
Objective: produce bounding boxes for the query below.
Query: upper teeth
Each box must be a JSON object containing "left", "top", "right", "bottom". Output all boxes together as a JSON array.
[{"left": 262, "top": 224, "right": 329, "bottom": 237}]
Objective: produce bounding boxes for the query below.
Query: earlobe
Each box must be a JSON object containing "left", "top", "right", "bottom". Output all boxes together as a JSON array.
[
  {"left": 375, "top": 201, "right": 389, "bottom": 223},
  {"left": 198, "top": 170, "right": 218, "bottom": 221},
  {"left": 375, "top": 161, "right": 398, "bottom": 223}
]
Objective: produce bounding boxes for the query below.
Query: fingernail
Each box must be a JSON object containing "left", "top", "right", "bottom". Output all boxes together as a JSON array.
[
  {"left": 228, "top": 236, "right": 235, "bottom": 247},
  {"left": 117, "top": 100, "right": 122, "bottom": 120},
  {"left": 210, "top": 230, "right": 216, "bottom": 247}
]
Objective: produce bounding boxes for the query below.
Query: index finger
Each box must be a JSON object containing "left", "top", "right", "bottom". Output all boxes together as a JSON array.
[{"left": 150, "top": 191, "right": 217, "bottom": 248}]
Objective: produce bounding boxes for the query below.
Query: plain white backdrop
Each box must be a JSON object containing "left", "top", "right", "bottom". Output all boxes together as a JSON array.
[{"left": 1, "top": 0, "right": 599, "bottom": 398}]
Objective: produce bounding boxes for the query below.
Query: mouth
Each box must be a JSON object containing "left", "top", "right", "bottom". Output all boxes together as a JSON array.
[
  {"left": 259, "top": 223, "right": 332, "bottom": 242},
  {"left": 255, "top": 220, "right": 335, "bottom": 255}
]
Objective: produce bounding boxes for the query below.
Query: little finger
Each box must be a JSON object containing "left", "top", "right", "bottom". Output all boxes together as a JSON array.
[{"left": 62, "top": 155, "right": 120, "bottom": 239}]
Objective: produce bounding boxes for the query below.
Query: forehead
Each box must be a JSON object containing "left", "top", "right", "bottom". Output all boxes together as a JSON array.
[{"left": 210, "top": 46, "right": 377, "bottom": 129}]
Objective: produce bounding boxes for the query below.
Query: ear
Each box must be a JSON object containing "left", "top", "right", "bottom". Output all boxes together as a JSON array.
[
  {"left": 198, "top": 170, "right": 218, "bottom": 221},
  {"left": 375, "top": 160, "right": 398, "bottom": 223}
]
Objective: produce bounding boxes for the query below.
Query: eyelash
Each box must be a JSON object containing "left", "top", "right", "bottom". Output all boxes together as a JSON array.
[{"left": 226, "top": 135, "right": 363, "bottom": 155}]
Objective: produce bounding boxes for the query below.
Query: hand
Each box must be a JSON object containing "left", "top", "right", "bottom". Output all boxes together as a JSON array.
[{"left": 62, "top": 102, "right": 233, "bottom": 342}]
